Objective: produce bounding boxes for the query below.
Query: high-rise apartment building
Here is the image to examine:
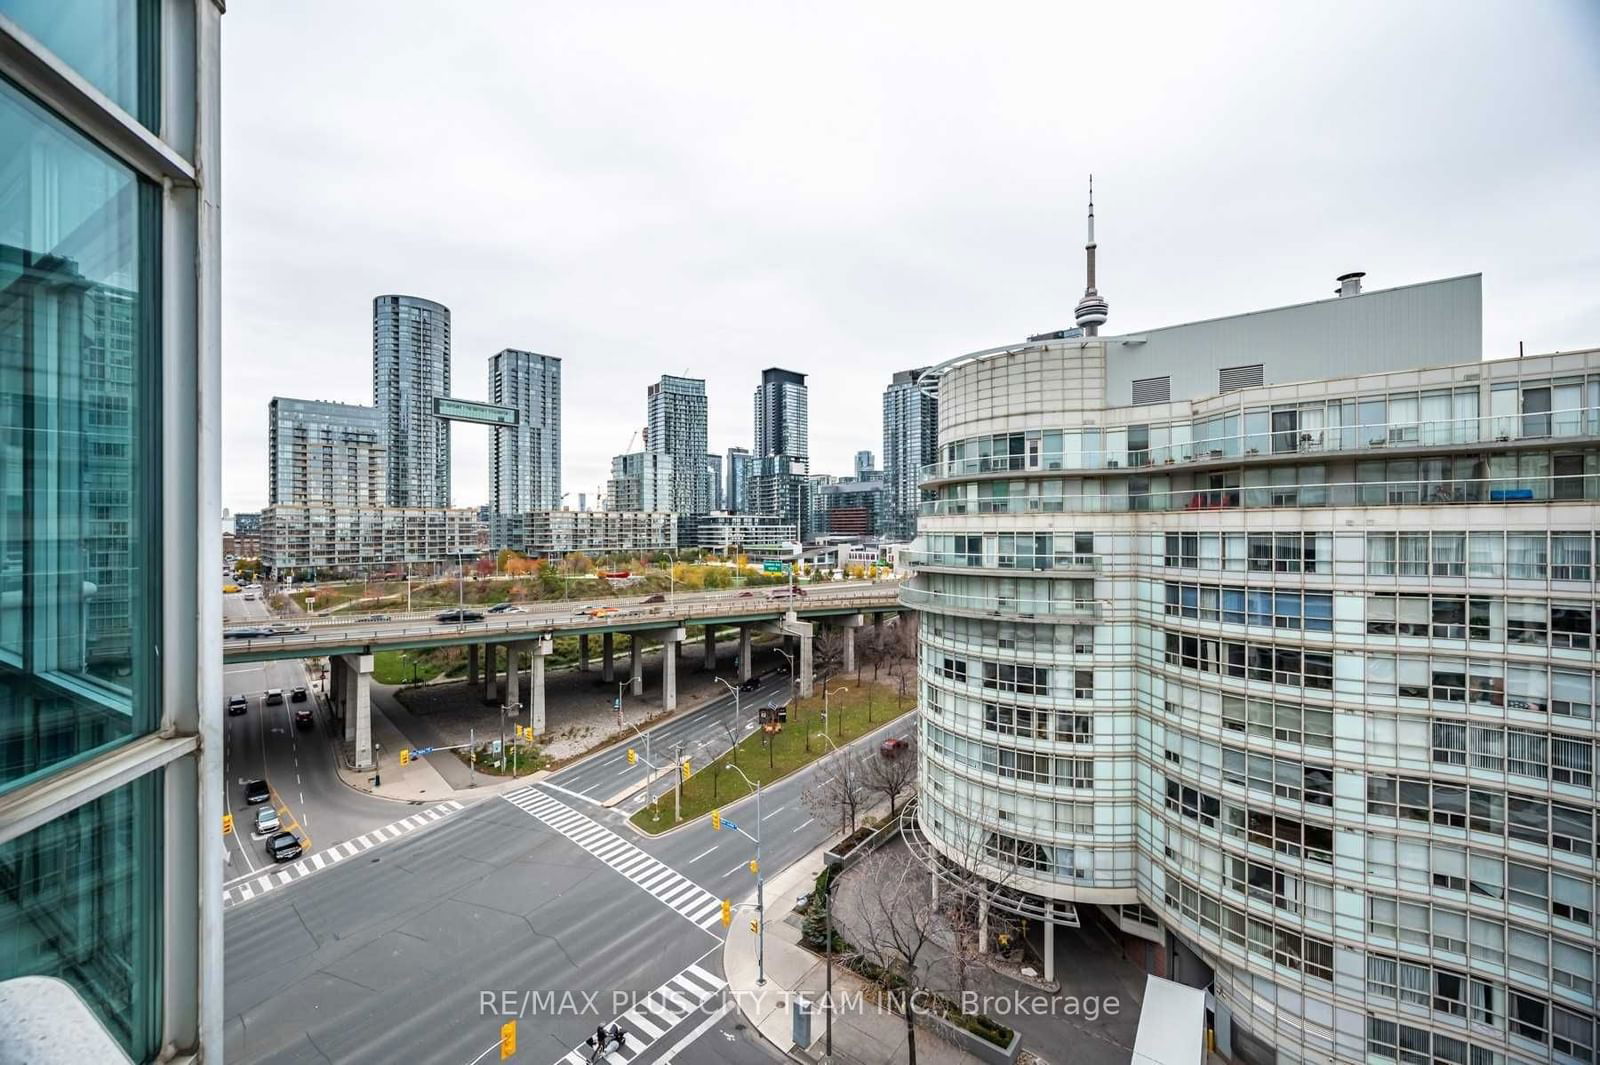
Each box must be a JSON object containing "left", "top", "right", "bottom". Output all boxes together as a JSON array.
[
  {"left": 373, "top": 294, "right": 451, "bottom": 506},
  {"left": 607, "top": 451, "right": 675, "bottom": 512},
  {"left": 855, "top": 449, "right": 876, "bottom": 478},
  {"left": 267, "top": 397, "right": 386, "bottom": 507},
  {"left": 646, "top": 375, "right": 710, "bottom": 515},
  {"left": 705, "top": 452, "right": 724, "bottom": 512},
  {"left": 489, "top": 349, "right": 562, "bottom": 513},
  {"left": 726, "top": 447, "right": 752, "bottom": 513},
  {"left": 0, "top": 5, "right": 224, "bottom": 1059},
  {"left": 909, "top": 259, "right": 1600, "bottom": 1065},
  {"left": 751, "top": 368, "right": 810, "bottom": 537},
  {"left": 883, "top": 365, "right": 937, "bottom": 540}
]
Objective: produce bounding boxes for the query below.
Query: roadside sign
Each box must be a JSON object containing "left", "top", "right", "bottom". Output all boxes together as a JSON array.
[
  {"left": 490, "top": 739, "right": 502, "bottom": 755},
  {"left": 762, "top": 561, "right": 785, "bottom": 574},
  {"left": 613, "top": 697, "right": 621, "bottom": 710}
]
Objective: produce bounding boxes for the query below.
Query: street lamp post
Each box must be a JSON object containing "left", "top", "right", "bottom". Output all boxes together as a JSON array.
[
  {"left": 713, "top": 676, "right": 742, "bottom": 738},
  {"left": 723, "top": 763, "right": 766, "bottom": 986},
  {"left": 774, "top": 646, "right": 801, "bottom": 751},
  {"left": 823, "top": 685, "right": 847, "bottom": 739}
]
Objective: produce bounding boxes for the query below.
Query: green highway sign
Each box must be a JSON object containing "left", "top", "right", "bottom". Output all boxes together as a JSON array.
[
  {"left": 762, "top": 561, "right": 785, "bottom": 574},
  {"left": 433, "top": 397, "right": 518, "bottom": 426}
]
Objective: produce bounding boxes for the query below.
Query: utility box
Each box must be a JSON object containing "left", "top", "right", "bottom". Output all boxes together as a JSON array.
[{"left": 791, "top": 994, "right": 812, "bottom": 1047}]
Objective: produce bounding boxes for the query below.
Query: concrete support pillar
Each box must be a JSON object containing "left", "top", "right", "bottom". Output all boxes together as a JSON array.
[
  {"left": 485, "top": 643, "right": 499, "bottom": 703},
  {"left": 601, "top": 631, "right": 615, "bottom": 683},
  {"left": 502, "top": 642, "right": 521, "bottom": 715},
  {"left": 843, "top": 626, "right": 856, "bottom": 674},
  {"left": 579, "top": 633, "right": 590, "bottom": 672},
  {"left": 1044, "top": 904, "right": 1056, "bottom": 984},
  {"left": 630, "top": 638, "right": 643, "bottom": 696},
  {"left": 799, "top": 631, "right": 814, "bottom": 698},
  {"left": 341, "top": 653, "right": 374, "bottom": 769},
  {"left": 531, "top": 636, "right": 551, "bottom": 736},
  {"left": 341, "top": 655, "right": 357, "bottom": 743},
  {"left": 703, "top": 626, "right": 716, "bottom": 671},
  {"left": 328, "top": 655, "right": 344, "bottom": 726},
  {"left": 659, "top": 627, "right": 685, "bottom": 711},
  {"left": 738, "top": 624, "right": 753, "bottom": 682},
  {"left": 978, "top": 893, "right": 990, "bottom": 955},
  {"left": 467, "top": 643, "right": 479, "bottom": 687}
]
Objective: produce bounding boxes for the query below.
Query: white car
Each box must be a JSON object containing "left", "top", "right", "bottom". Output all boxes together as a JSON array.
[{"left": 254, "top": 806, "right": 280, "bottom": 835}]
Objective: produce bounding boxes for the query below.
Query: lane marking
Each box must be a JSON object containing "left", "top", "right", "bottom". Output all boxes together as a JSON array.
[
  {"left": 761, "top": 806, "right": 784, "bottom": 821},
  {"left": 687, "top": 846, "right": 717, "bottom": 864},
  {"left": 792, "top": 817, "right": 815, "bottom": 833},
  {"left": 721, "top": 862, "right": 746, "bottom": 879}
]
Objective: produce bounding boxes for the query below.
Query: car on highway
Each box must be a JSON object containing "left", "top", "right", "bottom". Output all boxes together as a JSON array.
[
  {"left": 227, "top": 694, "right": 248, "bottom": 716},
  {"left": 739, "top": 677, "right": 761, "bottom": 693},
  {"left": 435, "top": 609, "right": 485, "bottom": 623},
  {"left": 737, "top": 591, "right": 755, "bottom": 598},
  {"left": 266, "top": 831, "right": 304, "bottom": 862},
  {"left": 641, "top": 594, "right": 666, "bottom": 604},
  {"left": 573, "top": 605, "right": 619, "bottom": 618},
  {"left": 769, "top": 586, "right": 807, "bottom": 599},
  {"left": 294, "top": 706, "right": 314, "bottom": 729},
  {"left": 254, "top": 806, "right": 280, "bottom": 836},
  {"left": 243, "top": 779, "right": 270, "bottom": 805},
  {"left": 224, "top": 627, "right": 267, "bottom": 639},
  {"left": 362, "top": 613, "right": 392, "bottom": 622},
  {"left": 265, "top": 687, "right": 284, "bottom": 705},
  {"left": 487, "top": 603, "right": 526, "bottom": 614},
  {"left": 879, "top": 737, "right": 910, "bottom": 758},
  {"left": 242, "top": 593, "right": 258, "bottom": 601},
  {"left": 290, "top": 686, "right": 308, "bottom": 703}
]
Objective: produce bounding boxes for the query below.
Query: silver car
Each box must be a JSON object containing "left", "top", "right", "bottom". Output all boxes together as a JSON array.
[{"left": 254, "top": 806, "right": 280, "bottom": 835}]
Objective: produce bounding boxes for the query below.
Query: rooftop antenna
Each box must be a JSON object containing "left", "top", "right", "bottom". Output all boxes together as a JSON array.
[{"left": 1074, "top": 174, "right": 1109, "bottom": 336}]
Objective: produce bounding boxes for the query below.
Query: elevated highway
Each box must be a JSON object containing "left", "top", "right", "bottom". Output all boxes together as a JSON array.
[{"left": 223, "top": 581, "right": 902, "bottom": 770}]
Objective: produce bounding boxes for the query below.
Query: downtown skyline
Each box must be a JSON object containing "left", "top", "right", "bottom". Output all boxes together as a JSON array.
[{"left": 219, "top": 2, "right": 1600, "bottom": 514}]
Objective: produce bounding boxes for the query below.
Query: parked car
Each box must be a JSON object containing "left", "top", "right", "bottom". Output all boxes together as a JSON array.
[
  {"left": 266, "top": 831, "right": 303, "bottom": 863},
  {"left": 487, "top": 603, "right": 526, "bottom": 614},
  {"left": 227, "top": 694, "right": 248, "bottom": 716},
  {"left": 641, "top": 594, "right": 666, "bottom": 604},
  {"left": 294, "top": 706, "right": 314, "bottom": 729},
  {"left": 435, "top": 609, "right": 484, "bottom": 623},
  {"left": 265, "top": 688, "right": 284, "bottom": 705},
  {"left": 879, "top": 737, "right": 910, "bottom": 759},
  {"left": 739, "top": 677, "right": 761, "bottom": 693},
  {"left": 290, "top": 686, "right": 308, "bottom": 703},
  {"left": 254, "top": 806, "right": 280, "bottom": 836},
  {"left": 243, "top": 779, "right": 270, "bottom": 805}
]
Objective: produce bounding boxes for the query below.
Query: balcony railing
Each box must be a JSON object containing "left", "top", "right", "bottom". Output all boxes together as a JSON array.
[
  {"left": 899, "top": 584, "right": 1103, "bottom": 619},
  {"left": 920, "top": 406, "right": 1600, "bottom": 483},
  {"left": 918, "top": 472, "right": 1600, "bottom": 518},
  {"left": 901, "top": 550, "right": 1099, "bottom": 573}
]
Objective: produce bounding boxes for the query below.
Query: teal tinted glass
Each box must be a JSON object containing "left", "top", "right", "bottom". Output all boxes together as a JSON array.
[
  {"left": 0, "top": 0, "right": 158, "bottom": 125},
  {"left": 0, "top": 771, "right": 163, "bottom": 1059},
  {"left": 0, "top": 75, "right": 160, "bottom": 789}
]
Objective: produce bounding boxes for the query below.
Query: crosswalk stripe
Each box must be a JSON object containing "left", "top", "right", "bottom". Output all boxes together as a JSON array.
[
  {"left": 684, "top": 963, "right": 726, "bottom": 991},
  {"left": 622, "top": 1009, "right": 665, "bottom": 1039}
]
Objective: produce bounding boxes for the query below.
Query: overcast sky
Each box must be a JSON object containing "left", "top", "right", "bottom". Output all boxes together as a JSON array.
[{"left": 219, "top": 1, "right": 1600, "bottom": 513}]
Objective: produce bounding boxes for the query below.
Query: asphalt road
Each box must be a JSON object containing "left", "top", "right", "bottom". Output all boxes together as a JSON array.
[
  {"left": 222, "top": 688, "right": 918, "bottom": 1064},
  {"left": 222, "top": 593, "right": 411, "bottom": 881}
]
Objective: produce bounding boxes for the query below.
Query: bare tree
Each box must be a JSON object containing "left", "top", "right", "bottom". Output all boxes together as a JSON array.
[
  {"left": 864, "top": 733, "right": 917, "bottom": 816},
  {"left": 813, "top": 627, "right": 846, "bottom": 685},
  {"left": 833, "top": 850, "right": 944, "bottom": 1065},
  {"left": 802, "top": 748, "right": 871, "bottom": 837}
]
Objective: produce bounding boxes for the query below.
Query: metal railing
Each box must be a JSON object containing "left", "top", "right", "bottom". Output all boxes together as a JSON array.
[
  {"left": 919, "top": 405, "right": 1600, "bottom": 482},
  {"left": 898, "top": 585, "right": 1104, "bottom": 619}
]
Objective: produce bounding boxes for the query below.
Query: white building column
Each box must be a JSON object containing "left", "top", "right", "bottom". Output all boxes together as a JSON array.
[
  {"left": 1044, "top": 902, "right": 1056, "bottom": 984},
  {"left": 738, "top": 624, "right": 753, "bottom": 682},
  {"left": 630, "top": 637, "right": 643, "bottom": 696},
  {"left": 978, "top": 893, "right": 990, "bottom": 955},
  {"left": 579, "top": 633, "right": 590, "bottom": 671},
  {"left": 703, "top": 626, "right": 716, "bottom": 670},
  {"left": 601, "top": 631, "right": 615, "bottom": 683}
]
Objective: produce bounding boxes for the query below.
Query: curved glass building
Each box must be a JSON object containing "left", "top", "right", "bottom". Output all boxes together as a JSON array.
[{"left": 908, "top": 272, "right": 1598, "bottom": 1065}]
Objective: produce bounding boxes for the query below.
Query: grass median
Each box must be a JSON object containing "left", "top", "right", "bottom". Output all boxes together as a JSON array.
[{"left": 629, "top": 679, "right": 914, "bottom": 834}]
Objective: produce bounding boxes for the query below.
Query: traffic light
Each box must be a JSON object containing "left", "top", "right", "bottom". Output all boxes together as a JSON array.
[
  {"left": 681, "top": 758, "right": 692, "bottom": 780},
  {"left": 627, "top": 748, "right": 637, "bottom": 766},
  {"left": 499, "top": 1019, "right": 516, "bottom": 1060},
  {"left": 399, "top": 748, "right": 410, "bottom": 766},
  {"left": 749, "top": 859, "right": 759, "bottom": 875},
  {"left": 710, "top": 809, "right": 722, "bottom": 831},
  {"left": 721, "top": 899, "right": 732, "bottom": 926},
  {"left": 222, "top": 813, "right": 234, "bottom": 836},
  {"left": 750, "top": 918, "right": 760, "bottom": 934}
]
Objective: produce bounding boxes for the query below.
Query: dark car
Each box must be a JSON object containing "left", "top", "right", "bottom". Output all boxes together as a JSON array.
[
  {"left": 487, "top": 602, "right": 525, "bottom": 614},
  {"left": 266, "top": 831, "right": 303, "bottom": 863},
  {"left": 435, "top": 609, "right": 484, "bottom": 623},
  {"left": 224, "top": 626, "right": 272, "bottom": 640},
  {"left": 879, "top": 737, "right": 911, "bottom": 759},
  {"left": 641, "top": 594, "right": 666, "bottom": 604},
  {"left": 243, "top": 778, "right": 270, "bottom": 805},
  {"left": 290, "top": 686, "right": 308, "bottom": 703},
  {"left": 737, "top": 591, "right": 755, "bottom": 598},
  {"left": 294, "top": 706, "right": 314, "bottom": 729},
  {"left": 739, "top": 677, "right": 761, "bottom": 693},
  {"left": 227, "top": 694, "right": 248, "bottom": 716}
]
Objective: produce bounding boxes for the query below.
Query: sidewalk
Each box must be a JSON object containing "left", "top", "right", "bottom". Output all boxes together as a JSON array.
[{"left": 723, "top": 832, "right": 985, "bottom": 1065}]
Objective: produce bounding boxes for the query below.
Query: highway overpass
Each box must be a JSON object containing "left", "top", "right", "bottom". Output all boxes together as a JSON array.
[{"left": 223, "top": 581, "right": 902, "bottom": 769}]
